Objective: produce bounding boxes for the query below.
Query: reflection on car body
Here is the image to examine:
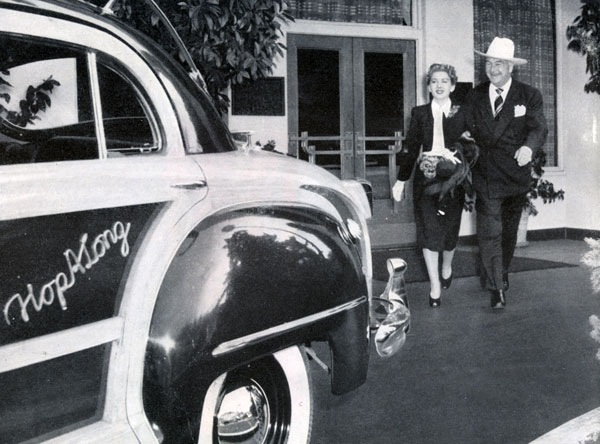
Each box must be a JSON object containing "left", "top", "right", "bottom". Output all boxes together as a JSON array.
[{"left": 0, "top": 1, "right": 410, "bottom": 443}]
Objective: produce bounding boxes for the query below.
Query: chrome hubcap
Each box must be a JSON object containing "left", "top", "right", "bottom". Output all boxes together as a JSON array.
[{"left": 217, "top": 380, "right": 270, "bottom": 443}]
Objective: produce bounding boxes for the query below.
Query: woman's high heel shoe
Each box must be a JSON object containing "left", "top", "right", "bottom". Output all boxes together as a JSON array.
[
  {"left": 440, "top": 273, "right": 453, "bottom": 289},
  {"left": 429, "top": 295, "right": 441, "bottom": 308}
]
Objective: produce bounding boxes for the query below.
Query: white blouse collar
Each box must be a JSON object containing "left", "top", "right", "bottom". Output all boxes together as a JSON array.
[{"left": 431, "top": 99, "right": 452, "bottom": 117}]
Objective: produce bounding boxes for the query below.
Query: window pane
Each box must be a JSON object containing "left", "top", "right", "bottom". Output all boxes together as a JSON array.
[
  {"left": 364, "top": 52, "right": 403, "bottom": 156},
  {"left": 97, "top": 62, "right": 158, "bottom": 155},
  {"left": 297, "top": 48, "right": 341, "bottom": 172},
  {"left": 0, "top": 34, "right": 96, "bottom": 164},
  {"left": 288, "top": 0, "right": 412, "bottom": 26}
]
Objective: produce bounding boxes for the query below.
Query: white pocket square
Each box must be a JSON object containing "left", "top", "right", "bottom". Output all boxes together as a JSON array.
[{"left": 514, "top": 105, "right": 526, "bottom": 117}]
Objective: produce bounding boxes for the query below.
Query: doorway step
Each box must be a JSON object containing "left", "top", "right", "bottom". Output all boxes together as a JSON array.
[{"left": 368, "top": 199, "right": 416, "bottom": 249}]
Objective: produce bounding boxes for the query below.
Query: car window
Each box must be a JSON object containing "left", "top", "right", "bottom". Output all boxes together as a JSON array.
[
  {"left": 0, "top": 33, "right": 159, "bottom": 165},
  {"left": 97, "top": 61, "right": 160, "bottom": 156},
  {"left": 0, "top": 34, "right": 97, "bottom": 164}
]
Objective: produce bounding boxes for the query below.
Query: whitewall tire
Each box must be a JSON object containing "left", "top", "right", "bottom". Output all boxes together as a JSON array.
[{"left": 199, "top": 345, "right": 313, "bottom": 443}]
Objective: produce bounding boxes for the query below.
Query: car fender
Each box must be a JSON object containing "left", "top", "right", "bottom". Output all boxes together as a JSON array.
[{"left": 142, "top": 203, "right": 369, "bottom": 442}]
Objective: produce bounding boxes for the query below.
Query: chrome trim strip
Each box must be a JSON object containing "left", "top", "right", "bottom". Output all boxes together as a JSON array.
[
  {"left": 212, "top": 296, "right": 367, "bottom": 356},
  {"left": 0, "top": 316, "right": 124, "bottom": 373},
  {"left": 87, "top": 51, "right": 108, "bottom": 160}
]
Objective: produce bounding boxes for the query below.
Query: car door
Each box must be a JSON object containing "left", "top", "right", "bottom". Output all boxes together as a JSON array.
[{"left": 0, "top": 9, "right": 207, "bottom": 443}]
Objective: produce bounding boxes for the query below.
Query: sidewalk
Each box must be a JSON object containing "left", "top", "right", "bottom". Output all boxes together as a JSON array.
[{"left": 310, "top": 240, "right": 600, "bottom": 444}]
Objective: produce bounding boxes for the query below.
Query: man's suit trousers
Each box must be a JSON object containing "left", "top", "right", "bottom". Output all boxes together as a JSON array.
[{"left": 476, "top": 192, "right": 528, "bottom": 290}]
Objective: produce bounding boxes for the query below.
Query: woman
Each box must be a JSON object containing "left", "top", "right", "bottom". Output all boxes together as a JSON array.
[{"left": 392, "top": 63, "right": 471, "bottom": 308}]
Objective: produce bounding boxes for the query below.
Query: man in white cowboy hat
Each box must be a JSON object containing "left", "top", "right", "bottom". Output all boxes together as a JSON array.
[{"left": 466, "top": 36, "right": 548, "bottom": 309}]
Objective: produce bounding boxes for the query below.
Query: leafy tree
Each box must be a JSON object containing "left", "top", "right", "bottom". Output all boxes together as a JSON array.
[
  {"left": 0, "top": 69, "right": 60, "bottom": 128},
  {"left": 110, "top": 0, "right": 293, "bottom": 113},
  {"left": 566, "top": 0, "right": 600, "bottom": 94}
]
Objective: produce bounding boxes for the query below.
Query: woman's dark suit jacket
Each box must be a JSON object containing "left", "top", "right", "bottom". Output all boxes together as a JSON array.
[{"left": 397, "top": 103, "right": 469, "bottom": 198}]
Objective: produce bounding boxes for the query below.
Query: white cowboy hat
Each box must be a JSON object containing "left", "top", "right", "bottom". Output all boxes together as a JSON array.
[{"left": 474, "top": 37, "right": 527, "bottom": 65}]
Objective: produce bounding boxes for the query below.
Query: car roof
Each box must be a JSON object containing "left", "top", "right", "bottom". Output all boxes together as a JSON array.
[
  {"left": 2, "top": 0, "right": 123, "bottom": 30},
  {"left": 1, "top": 0, "right": 203, "bottom": 86},
  {"left": 0, "top": 1, "right": 164, "bottom": 65}
]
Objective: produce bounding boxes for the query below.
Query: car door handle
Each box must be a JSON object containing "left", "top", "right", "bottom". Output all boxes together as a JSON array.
[{"left": 171, "top": 180, "right": 207, "bottom": 190}]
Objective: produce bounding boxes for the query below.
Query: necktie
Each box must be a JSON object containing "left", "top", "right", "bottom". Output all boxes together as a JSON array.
[{"left": 494, "top": 88, "right": 504, "bottom": 118}]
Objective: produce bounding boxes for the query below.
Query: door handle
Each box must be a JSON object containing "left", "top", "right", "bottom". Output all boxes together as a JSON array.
[{"left": 170, "top": 180, "right": 207, "bottom": 190}]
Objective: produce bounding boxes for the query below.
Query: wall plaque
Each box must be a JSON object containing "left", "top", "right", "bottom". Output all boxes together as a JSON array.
[{"left": 232, "top": 77, "right": 285, "bottom": 116}]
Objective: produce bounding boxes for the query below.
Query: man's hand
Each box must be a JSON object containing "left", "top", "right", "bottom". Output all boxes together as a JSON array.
[
  {"left": 514, "top": 146, "right": 532, "bottom": 166},
  {"left": 392, "top": 180, "right": 406, "bottom": 202}
]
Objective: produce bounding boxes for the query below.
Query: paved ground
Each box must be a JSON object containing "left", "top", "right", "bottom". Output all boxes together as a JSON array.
[{"left": 308, "top": 240, "right": 600, "bottom": 444}]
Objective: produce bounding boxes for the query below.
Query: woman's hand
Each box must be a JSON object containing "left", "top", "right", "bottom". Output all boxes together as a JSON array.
[{"left": 392, "top": 180, "right": 406, "bottom": 202}]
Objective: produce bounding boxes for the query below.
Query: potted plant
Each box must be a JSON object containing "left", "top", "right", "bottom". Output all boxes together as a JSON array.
[{"left": 516, "top": 150, "right": 565, "bottom": 246}]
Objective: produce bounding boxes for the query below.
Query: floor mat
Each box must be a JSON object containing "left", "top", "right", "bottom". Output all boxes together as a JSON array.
[{"left": 372, "top": 248, "right": 576, "bottom": 282}]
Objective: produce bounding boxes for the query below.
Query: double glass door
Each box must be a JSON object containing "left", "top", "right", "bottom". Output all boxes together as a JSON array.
[{"left": 287, "top": 35, "right": 417, "bottom": 245}]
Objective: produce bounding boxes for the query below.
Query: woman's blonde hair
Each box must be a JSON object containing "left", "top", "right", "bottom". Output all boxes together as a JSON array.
[{"left": 426, "top": 64, "right": 458, "bottom": 85}]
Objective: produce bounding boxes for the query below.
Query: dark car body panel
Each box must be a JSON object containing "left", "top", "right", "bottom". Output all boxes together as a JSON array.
[{"left": 143, "top": 205, "right": 369, "bottom": 442}]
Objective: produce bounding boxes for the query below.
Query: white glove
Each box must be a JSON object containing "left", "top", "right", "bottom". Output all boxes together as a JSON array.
[
  {"left": 460, "top": 130, "right": 475, "bottom": 142},
  {"left": 392, "top": 180, "right": 406, "bottom": 202},
  {"left": 514, "top": 146, "right": 532, "bottom": 166},
  {"left": 429, "top": 147, "right": 462, "bottom": 164}
]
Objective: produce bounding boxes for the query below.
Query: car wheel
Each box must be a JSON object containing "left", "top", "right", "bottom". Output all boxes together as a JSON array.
[{"left": 201, "top": 345, "right": 313, "bottom": 444}]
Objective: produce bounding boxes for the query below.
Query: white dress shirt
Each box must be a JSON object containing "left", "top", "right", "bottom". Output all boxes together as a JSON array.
[{"left": 488, "top": 77, "right": 512, "bottom": 113}]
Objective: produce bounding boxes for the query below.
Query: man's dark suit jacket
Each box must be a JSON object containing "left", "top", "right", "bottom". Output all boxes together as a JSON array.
[
  {"left": 467, "top": 79, "right": 548, "bottom": 198},
  {"left": 397, "top": 103, "right": 468, "bottom": 183}
]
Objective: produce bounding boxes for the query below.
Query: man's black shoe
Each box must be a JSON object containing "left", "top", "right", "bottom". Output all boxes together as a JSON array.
[
  {"left": 480, "top": 272, "right": 488, "bottom": 290},
  {"left": 491, "top": 290, "right": 506, "bottom": 309},
  {"left": 502, "top": 272, "right": 509, "bottom": 291}
]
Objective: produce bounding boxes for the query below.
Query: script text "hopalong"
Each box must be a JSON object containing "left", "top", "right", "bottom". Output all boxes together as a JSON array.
[{"left": 3, "top": 221, "right": 131, "bottom": 326}]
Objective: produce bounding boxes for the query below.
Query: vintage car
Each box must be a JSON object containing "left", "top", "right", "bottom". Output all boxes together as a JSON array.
[{"left": 0, "top": 0, "right": 410, "bottom": 443}]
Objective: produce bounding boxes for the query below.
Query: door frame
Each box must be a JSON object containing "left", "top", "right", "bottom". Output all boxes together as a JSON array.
[
  {"left": 352, "top": 37, "right": 416, "bottom": 178},
  {"left": 287, "top": 33, "right": 418, "bottom": 247},
  {"left": 286, "top": 34, "right": 416, "bottom": 180},
  {"left": 286, "top": 34, "right": 354, "bottom": 178}
]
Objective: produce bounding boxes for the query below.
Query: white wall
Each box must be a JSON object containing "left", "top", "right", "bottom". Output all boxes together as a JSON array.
[
  {"left": 228, "top": 52, "right": 288, "bottom": 151},
  {"left": 554, "top": 0, "right": 600, "bottom": 232},
  {"left": 421, "top": 0, "right": 474, "bottom": 87},
  {"left": 227, "top": 0, "right": 598, "bottom": 233}
]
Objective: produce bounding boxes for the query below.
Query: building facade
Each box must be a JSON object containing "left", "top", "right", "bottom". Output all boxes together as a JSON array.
[{"left": 228, "top": 0, "right": 599, "bottom": 246}]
